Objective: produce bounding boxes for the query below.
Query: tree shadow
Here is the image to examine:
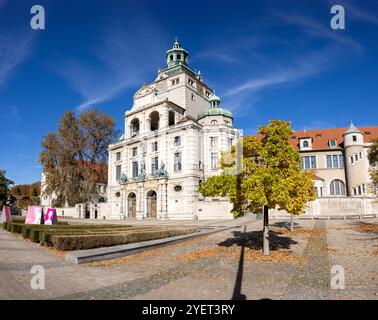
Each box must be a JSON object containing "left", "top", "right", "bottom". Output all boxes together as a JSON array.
[
  {"left": 347, "top": 220, "right": 378, "bottom": 240},
  {"left": 222, "top": 225, "right": 298, "bottom": 301},
  {"left": 271, "top": 221, "right": 300, "bottom": 230},
  {"left": 218, "top": 228, "right": 298, "bottom": 251}
]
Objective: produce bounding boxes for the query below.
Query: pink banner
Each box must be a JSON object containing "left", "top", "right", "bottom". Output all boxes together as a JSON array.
[
  {"left": 0, "top": 206, "right": 12, "bottom": 223},
  {"left": 25, "top": 206, "right": 42, "bottom": 225},
  {"left": 44, "top": 208, "right": 57, "bottom": 225}
]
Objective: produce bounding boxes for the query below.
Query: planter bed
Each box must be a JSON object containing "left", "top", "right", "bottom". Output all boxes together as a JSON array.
[
  {"left": 51, "top": 228, "right": 198, "bottom": 251},
  {"left": 38, "top": 227, "right": 169, "bottom": 245}
]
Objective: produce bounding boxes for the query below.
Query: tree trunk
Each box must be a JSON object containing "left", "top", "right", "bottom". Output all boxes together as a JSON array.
[
  {"left": 290, "top": 213, "right": 294, "bottom": 232},
  {"left": 263, "top": 205, "right": 269, "bottom": 256}
]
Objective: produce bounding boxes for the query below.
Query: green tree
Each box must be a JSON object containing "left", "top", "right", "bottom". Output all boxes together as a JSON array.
[
  {"left": 0, "top": 170, "right": 14, "bottom": 205},
  {"left": 39, "top": 109, "right": 118, "bottom": 206},
  {"left": 368, "top": 138, "right": 378, "bottom": 192},
  {"left": 199, "top": 120, "right": 316, "bottom": 255}
]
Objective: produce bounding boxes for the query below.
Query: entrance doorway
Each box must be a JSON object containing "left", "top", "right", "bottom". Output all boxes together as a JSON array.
[
  {"left": 146, "top": 190, "right": 157, "bottom": 218},
  {"left": 127, "top": 192, "right": 137, "bottom": 218}
]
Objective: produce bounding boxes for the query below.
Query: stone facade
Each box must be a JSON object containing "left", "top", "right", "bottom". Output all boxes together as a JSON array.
[{"left": 106, "top": 40, "right": 240, "bottom": 220}]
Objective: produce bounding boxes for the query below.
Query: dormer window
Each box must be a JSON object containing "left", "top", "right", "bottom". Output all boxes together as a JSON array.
[
  {"left": 300, "top": 138, "right": 312, "bottom": 150},
  {"left": 329, "top": 139, "right": 337, "bottom": 148}
]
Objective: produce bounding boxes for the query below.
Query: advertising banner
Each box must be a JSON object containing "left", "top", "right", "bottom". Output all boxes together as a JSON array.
[
  {"left": 0, "top": 206, "right": 12, "bottom": 223},
  {"left": 25, "top": 206, "right": 43, "bottom": 225},
  {"left": 44, "top": 208, "right": 58, "bottom": 225}
]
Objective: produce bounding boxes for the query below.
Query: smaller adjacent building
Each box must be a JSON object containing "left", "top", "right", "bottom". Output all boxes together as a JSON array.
[
  {"left": 40, "top": 164, "right": 108, "bottom": 219},
  {"left": 290, "top": 122, "right": 378, "bottom": 197}
]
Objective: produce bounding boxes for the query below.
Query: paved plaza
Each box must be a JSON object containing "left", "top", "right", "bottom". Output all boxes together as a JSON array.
[{"left": 0, "top": 216, "right": 377, "bottom": 300}]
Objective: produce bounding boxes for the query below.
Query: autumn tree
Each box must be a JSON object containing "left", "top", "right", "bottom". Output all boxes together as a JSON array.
[
  {"left": 199, "top": 120, "right": 316, "bottom": 255},
  {"left": 39, "top": 109, "right": 118, "bottom": 206},
  {"left": 10, "top": 182, "right": 41, "bottom": 209},
  {"left": 368, "top": 137, "right": 378, "bottom": 193},
  {"left": 0, "top": 170, "right": 14, "bottom": 205}
]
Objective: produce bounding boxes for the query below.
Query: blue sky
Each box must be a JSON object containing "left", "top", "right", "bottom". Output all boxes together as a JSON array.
[{"left": 1, "top": 0, "right": 378, "bottom": 184}]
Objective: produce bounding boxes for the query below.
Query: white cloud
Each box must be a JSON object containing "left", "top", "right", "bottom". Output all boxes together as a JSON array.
[
  {"left": 56, "top": 19, "right": 168, "bottom": 112},
  {"left": 0, "top": 33, "right": 34, "bottom": 88},
  {"left": 0, "top": 105, "right": 21, "bottom": 121},
  {"left": 326, "top": 0, "right": 378, "bottom": 26}
]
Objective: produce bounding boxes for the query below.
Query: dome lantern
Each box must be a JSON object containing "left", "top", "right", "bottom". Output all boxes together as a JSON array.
[{"left": 166, "top": 38, "right": 189, "bottom": 68}]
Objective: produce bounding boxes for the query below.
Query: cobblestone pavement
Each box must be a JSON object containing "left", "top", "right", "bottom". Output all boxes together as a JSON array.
[{"left": 0, "top": 217, "right": 377, "bottom": 300}]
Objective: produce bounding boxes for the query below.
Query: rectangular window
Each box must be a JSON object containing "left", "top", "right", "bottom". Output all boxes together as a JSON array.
[
  {"left": 329, "top": 140, "right": 337, "bottom": 147},
  {"left": 326, "top": 154, "right": 344, "bottom": 168},
  {"left": 326, "top": 155, "right": 332, "bottom": 168},
  {"left": 355, "top": 154, "right": 358, "bottom": 161},
  {"left": 228, "top": 138, "right": 233, "bottom": 148},
  {"left": 210, "top": 137, "right": 218, "bottom": 147},
  {"left": 132, "top": 162, "right": 138, "bottom": 178},
  {"left": 301, "top": 156, "right": 316, "bottom": 169},
  {"left": 338, "top": 155, "right": 344, "bottom": 168},
  {"left": 152, "top": 141, "right": 158, "bottom": 152},
  {"left": 116, "top": 165, "right": 121, "bottom": 181},
  {"left": 350, "top": 156, "right": 354, "bottom": 164},
  {"left": 188, "top": 78, "right": 194, "bottom": 86},
  {"left": 171, "top": 78, "right": 179, "bottom": 86},
  {"left": 151, "top": 157, "right": 158, "bottom": 174},
  {"left": 359, "top": 152, "right": 362, "bottom": 159},
  {"left": 332, "top": 155, "right": 338, "bottom": 168},
  {"left": 174, "top": 152, "right": 182, "bottom": 171},
  {"left": 174, "top": 136, "right": 181, "bottom": 147},
  {"left": 132, "top": 147, "right": 138, "bottom": 157},
  {"left": 352, "top": 135, "right": 357, "bottom": 142},
  {"left": 116, "top": 152, "right": 121, "bottom": 161},
  {"left": 211, "top": 152, "right": 219, "bottom": 169}
]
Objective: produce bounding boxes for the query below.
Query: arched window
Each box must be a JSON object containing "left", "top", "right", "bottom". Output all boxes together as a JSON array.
[
  {"left": 149, "top": 111, "right": 160, "bottom": 131},
  {"left": 170, "top": 55, "right": 173, "bottom": 61},
  {"left": 330, "top": 179, "right": 346, "bottom": 195},
  {"left": 303, "top": 140, "right": 309, "bottom": 148},
  {"left": 130, "top": 118, "right": 139, "bottom": 137},
  {"left": 169, "top": 111, "right": 175, "bottom": 126},
  {"left": 211, "top": 120, "right": 218, "bottom": 125},
  {"left": 177, "top": 54, "right": 181, "bottom": 60}
]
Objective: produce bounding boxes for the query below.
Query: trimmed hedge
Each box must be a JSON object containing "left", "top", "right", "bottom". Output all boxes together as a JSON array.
[
  {"left": 38, "top": 226, "right": 169, "bottom": 246},
  {"left": 3, "top": 220, "right": 198, "bottom": 251},
  {"left": 51, "top": 228, "right": 197, "bottom": 251}
]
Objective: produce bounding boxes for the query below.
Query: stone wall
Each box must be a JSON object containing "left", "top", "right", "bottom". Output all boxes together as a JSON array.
[
  {"left": 40, "top": 205, "right": 79, "bottom": 218},
  {"left": 196, "top": 199, "right": 234, "bottom": 220},
  {"left": 269, "top": 197, "right": 378, "bottom": 218}
]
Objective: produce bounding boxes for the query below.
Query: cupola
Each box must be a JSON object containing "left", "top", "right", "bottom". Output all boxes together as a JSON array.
[{"left": 166, "top": 38, "right": 189, "bottom": 68}]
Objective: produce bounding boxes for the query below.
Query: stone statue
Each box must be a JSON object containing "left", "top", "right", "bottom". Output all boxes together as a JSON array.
[
  {"left": 153, "top": 161, "right": 169, "bottom": 178},
  {"left": 119, "top": 173, "right": 128, "bottom": 185}
]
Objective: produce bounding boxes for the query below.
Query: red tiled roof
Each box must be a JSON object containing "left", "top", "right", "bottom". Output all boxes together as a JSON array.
[{"left": 289, "top": 126, "right": 378, "bottom": 150}]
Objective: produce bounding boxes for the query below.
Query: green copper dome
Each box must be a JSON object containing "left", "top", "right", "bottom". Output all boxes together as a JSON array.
[
  {"left": 166, "top": 38, "right": 189, "bottom": 68},
  {"left": 198, "top": 93, "right": 233, "bottom": 119}
]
